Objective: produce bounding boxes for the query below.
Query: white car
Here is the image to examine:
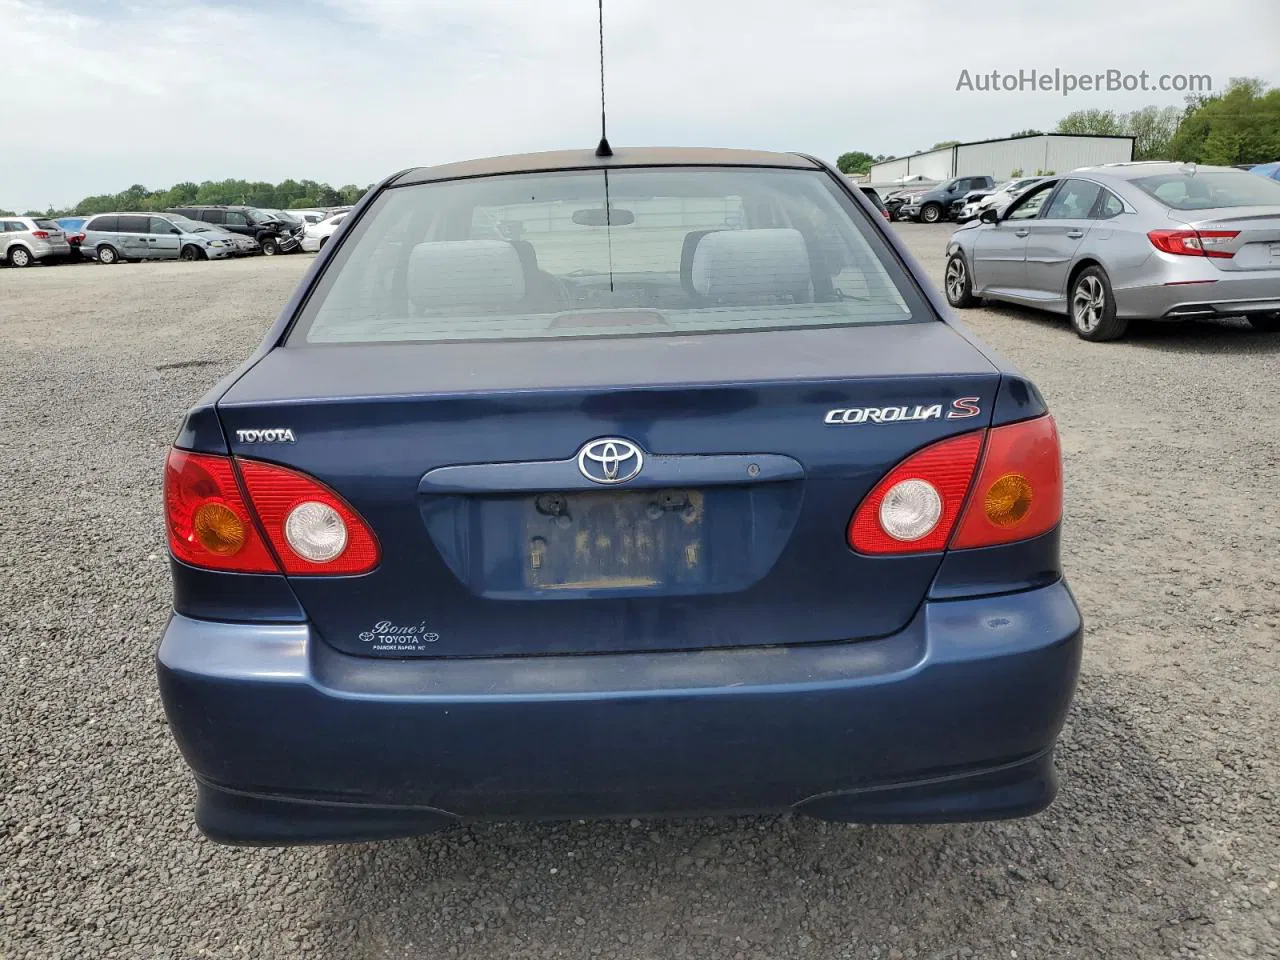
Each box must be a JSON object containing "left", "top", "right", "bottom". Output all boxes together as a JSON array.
[
  {"left": 288, "top": 209, "right": 331, "bottom": 226},
  {"left": 955, "top": 177, "right": 1049, "bottom": 222},
  {"left": 300, "top": 212, "right": 347, "bottom": 253}
]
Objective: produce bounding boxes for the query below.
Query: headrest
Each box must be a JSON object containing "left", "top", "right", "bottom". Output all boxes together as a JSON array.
[
  {"left": 408, "top": 240, "right": 525, "bottom": 311},
  {"left": 690, "top": 228, "right": 811, "bottom": 301}
]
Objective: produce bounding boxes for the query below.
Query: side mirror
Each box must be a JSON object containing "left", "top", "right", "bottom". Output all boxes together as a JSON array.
[
  {"left": 979, "top": 208, "right": 999, "bottom": 224},
  {"left": 170, "top": 227, "right": 182, "bottom": 235}
]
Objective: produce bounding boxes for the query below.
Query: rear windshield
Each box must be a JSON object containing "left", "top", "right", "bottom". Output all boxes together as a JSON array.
[
  {"left": 290, "top": 167, "right": 925, "bottom": 345},
  {"left": 34, "top": 219, "right": 60, "bottom": 230},
  {"left": 1133, "top": 170, "right": 1280, "bottom": 210}
]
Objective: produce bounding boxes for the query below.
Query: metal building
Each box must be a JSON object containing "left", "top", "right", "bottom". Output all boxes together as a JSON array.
[{"left": 869, "top": 134, "right": 1134, "bottom": 186}]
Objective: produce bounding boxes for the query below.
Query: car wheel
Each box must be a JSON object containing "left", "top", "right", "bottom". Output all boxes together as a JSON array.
[
  {"left": 97, "top": 245, "right": 119, "bottom": 265},
  {"left": 920, "top": 203, "right": 943, "bottom": 224},
  {"left": 318, "top": 236, "right": 329, "bottom": 250},
  {"left": 1246, "top": 312, "right": 1280, "bottom": 332},
  {"left": 944, "top": 253, "right": 978, "bottom": 308},
  {"left": 8, "top": 245, "right": 33, "bottom": 268},
  {"left": 1070, "top": 267, "right": 1129, "bottom": 342},
  {"left": 261, "top": 237, "right": 279, "bottom": 256},
  {"left": 180, "top": 244, "right": 203, "bottom": 261}
]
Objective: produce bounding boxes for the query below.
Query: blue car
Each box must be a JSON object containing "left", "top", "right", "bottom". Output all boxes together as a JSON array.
[
  {"left": 1248, "top": 161, "right": 1280, "bottom": 182},
  {"left": 157, "top": 147, "right": 1082, "bottom": 845}
]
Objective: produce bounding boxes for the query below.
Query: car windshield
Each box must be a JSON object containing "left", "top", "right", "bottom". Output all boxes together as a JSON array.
[
  {"left": 245, "top": 208, "right": 273, "bottom": 224},
  {"left": 1133, "top": 170, "right": 1280, "bottom": 210},
  {"left": 291, "top": 167, "right": 924, "bottom": 345},
  {"left": 34, "top": 219, "right": 60, "bottom": 230},
  {"left": 168, "top": 215, "right": 210, "bottom": 233}
]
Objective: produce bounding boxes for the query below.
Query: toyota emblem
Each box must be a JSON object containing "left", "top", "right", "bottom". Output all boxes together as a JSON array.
[{"left": 577, "top": 438, "right": 644, "bottom": 485}]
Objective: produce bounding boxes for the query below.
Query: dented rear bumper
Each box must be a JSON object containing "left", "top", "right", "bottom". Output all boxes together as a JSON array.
[{"left": 157, "top": 580, "right": 1083, "bottom": 845}]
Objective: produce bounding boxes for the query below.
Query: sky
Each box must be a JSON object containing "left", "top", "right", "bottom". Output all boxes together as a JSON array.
[{"left": 1, "top": 0, "right": 1277, "bottom": 211}]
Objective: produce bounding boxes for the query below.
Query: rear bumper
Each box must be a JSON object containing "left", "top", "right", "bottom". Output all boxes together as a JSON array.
[
  {"left": 32, "top": 242, "right": 71, "bottom": 259},
  {"left": 1113, "top": 264, "right": 1280, "bottom": 320},
  {"left": 157, "top": 581, "right": 1083, "bottom": 845}
]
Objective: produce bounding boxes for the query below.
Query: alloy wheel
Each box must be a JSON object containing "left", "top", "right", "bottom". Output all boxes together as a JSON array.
[
  {"left": 1073, "top": 275, "right": 1105, "bottom": 333},
  {"left": 945, "top": 258, "right": 966, "bottom": 302}
]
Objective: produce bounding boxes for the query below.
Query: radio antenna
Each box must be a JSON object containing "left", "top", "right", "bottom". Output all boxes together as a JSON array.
[{"left": 594, "top": 0, "right": 612, "bottom": 157}]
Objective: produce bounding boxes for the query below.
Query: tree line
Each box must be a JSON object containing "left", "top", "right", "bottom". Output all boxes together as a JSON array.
[
  {"left": 1, "top": 178, "right": 373, "bottom": 219},
  {"left": 837, "top": 76, "right": 1279, "bottom": 175}
]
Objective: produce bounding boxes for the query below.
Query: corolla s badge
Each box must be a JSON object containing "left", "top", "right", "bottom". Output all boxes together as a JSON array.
[{"left": 577, "top": 438, "right": 644, "bottom": 484}]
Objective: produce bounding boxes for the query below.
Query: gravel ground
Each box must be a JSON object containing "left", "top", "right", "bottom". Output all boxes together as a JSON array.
[{"left": 2, "top": 230, "right": 1277, "bottom": 960}]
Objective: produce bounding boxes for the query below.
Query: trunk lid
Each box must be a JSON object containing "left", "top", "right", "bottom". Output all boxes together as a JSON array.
[
  {"left": 1169, "top": 206, "right": 1280, "bottom": 272},
  {"left": 217, "top": 322, "right": 1000, "bottom": 658}
]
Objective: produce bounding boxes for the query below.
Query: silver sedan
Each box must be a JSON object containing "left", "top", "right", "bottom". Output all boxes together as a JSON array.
[{"left": 943, "top": 162, "right": 1280, "bottom": 341}]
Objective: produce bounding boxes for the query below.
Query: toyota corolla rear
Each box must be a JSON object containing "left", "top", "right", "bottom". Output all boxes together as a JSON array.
[{"left": 155, "top": 149, "right": 1082, "bottom": 845}]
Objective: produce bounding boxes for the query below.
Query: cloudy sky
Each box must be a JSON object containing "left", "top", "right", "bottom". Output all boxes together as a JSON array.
[{"left": 1, "top": 0, "right": 1277, "bottom": 211}]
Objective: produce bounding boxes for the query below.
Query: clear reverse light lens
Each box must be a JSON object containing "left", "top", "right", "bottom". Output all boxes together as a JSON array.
[
  {"left": 878, "top": 479, "right": 943, "bottom": 541},
  {"left": 284, "top": 501, "right": 348, "bottom": 562}
]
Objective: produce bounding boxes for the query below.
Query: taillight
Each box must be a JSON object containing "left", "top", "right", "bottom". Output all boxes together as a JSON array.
[
  {"left": 847, "top": 415, "right": 1062, "bottom": 555},
  {"left": 164, "top": 450, "right": 278, "bottom": 572},
  {"left": 1147, "top": 228, "right": 1238, "bottom": 259},
  {"left": 235, "top": 459, "right": 380, "bottom": 575},
  {"left": 32, "top": 230, "right": 49, "bottom": 239},
  {"left": 848, "top": 432, "right": 984, "bottom": 554},
  {"left": 163, "top": 450, "right": 380, "bottom": 575},
  {"left": 951, "top": 415, "right": 1062, "bottom": 549}
]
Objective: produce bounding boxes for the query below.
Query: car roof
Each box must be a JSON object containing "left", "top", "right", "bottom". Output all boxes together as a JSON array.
[
  {"left": 394, "top": 146, "right": 820, "bottom": 186},
  {"left": 1073, "top": 161, "right": 1246, "bottom": 181}
]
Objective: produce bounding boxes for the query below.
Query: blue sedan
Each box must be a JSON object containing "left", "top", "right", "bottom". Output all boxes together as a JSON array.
[{"left": 156, "top": 147, "right": 1082, "bottom": 845}]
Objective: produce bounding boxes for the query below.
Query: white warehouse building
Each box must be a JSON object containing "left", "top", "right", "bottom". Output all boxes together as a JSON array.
[{"left": 869, "top": 134, "right": 1134, "bottom": 185}]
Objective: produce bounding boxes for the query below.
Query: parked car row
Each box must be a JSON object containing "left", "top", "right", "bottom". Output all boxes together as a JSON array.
[
  {"left": 942, "top": 161, "right": 1280, "bottom": 342},
  {"left": 2, "top": 204, "right": 349, "bottom": 266}
]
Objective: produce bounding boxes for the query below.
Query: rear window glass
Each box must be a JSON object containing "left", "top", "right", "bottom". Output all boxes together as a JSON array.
[
  {"left": 1134, "top": 170, "right": 1280, "bottom": 210},
  {"left": 290, "top": 167, "right": 924, "bottom": 345},
  {"left": 34, "top": 219, "right": 60, "bottom": 230}
]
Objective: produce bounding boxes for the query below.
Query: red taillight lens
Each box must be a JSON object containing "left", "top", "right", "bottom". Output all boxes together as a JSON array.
[
  {"left": 236, "top": 459, "right": 380, "bottom": 575},
  {"left": 164, "top": 450, "right": 380, "bottom": 574},
  {"left": 952, "top": 415, "right": 1062, "bottom": 549},
  {"left": 848, "top": 432, "right": 984, "bottom": 554},
  {"left": 847, "top": 415, "right": 1063, "bottom": 555},
  {"left": 164, "top": 450, "right": 278, "bottom": 572},
  {"left": 32, "top": 231, "right": 49, "bottom": 239},
  {"left": 1147, "top": 228, "right": 1239, "bottom": 259}
]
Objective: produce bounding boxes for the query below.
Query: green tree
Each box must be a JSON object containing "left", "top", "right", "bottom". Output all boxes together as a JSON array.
[
  {"left": 1008, "top": 129, "right": 1043, "bottom": 138},
  {"left": 1124, "top": 105, "right": 1182, "bottom": 160},
  {"left": 1056, "top": 109, "right": 1124, "bottom": 136},
  {"left": 930, "top": 140, "right": 960, "bottom": 150},
  {"left": 836, "top": 151, "right": 876, "bottom": 175},
  {"left": 288, "top": 197, "right": 318, "bottom": 209},
  {"left": 1168, "top": 77, "right": 1280, "bottom": 165}
]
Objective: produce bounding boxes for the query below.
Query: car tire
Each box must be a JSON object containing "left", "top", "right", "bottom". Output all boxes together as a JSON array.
[
  {"left": 8, "top": 245, "right": 33, "bottom": 268},
  {"left": 1246, "top": 312, "right": 1280, "bottom": 332},
  {"left": 944, "top": 253, "right": 978, "bottom": 308},
  {"left": 1070, "top": 266, "right": 1129, "bottom": 342},
  {"left": 97, "top": 245, "right": 120, "bottom": 265},
  {"left": 261, "top": 237, "right": 279, "bottom": 256},
  {"left": 180, "top": 244, "right": 204, "bottom": 261},
  {"left": 318, "top": 236, "right": 329, "bottom": 250},
  {"left": 920, "top": 203, "right": 943, "bottom": 224}
]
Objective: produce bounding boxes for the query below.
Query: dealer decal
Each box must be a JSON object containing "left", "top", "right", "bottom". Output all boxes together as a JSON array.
[
  {"left": 359, "top": 620, "right": 440, "bottom": 652},
  {"left": 824, "top": 397, "right": 981, "bottom": 425}
]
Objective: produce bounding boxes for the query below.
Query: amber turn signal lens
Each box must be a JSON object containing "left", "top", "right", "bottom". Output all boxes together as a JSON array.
[
  {"left": 192, "top": 502, "right": 247, "bottom": 555},
  {"left": 984, "top": 473, "right": 1033, "bottom": 528}
]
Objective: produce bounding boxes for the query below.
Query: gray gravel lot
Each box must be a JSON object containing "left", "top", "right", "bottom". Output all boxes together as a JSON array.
[{"left": 2, "top": 227, "right": 1278, "bottom": 960}]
